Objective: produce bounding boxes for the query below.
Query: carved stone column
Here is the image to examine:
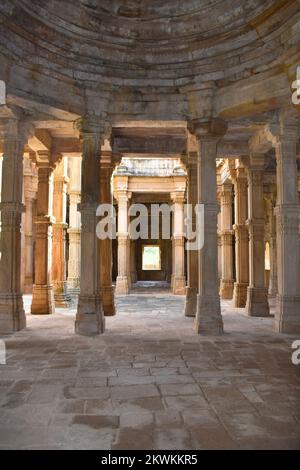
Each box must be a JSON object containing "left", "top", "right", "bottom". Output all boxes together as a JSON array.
[
  {"left": 171, "top": 191, "right": 186, "bottom": 295},
  {"left": 130, "top": 240, "right": 137, "bottom": 284},
  {"left": 232, "top": 164, "right": 249, "bottom": 307},
  {"left": 265, "top": 185, "right": 278, "bottom": 297},
  {"left": 266, "top": 119, "right": 300, "bottom": 333},
  {"left": 23, "top": 154, "right": 38, "bottom": 293},
  {"left": 100, "top": 150, "right": 116, "bottom": 316},
  {"left": 52, "top": 156, "right": 71, "bottom": 307},
  {"left": 67, "top": 156, "right": 81, "bottom": 296},
  {"left": 75, "top": 117, "right": 108, "bottom": 335},
  {"left": 246, "top": 156, "right": 270, "bottom": 317},
  {"left": 31, "top": 151, "right": 55, "bottom": 315},
  {"left": 0, "top": 118, "right": 30, "bottom": 333},
  {"left": 191, "top": 120, "right": 226, "bottom": 334},
  {"left": 115, "top": 180, "right": 131, "bottom": 295},
  {"left": 184, "top": 152, "right": 198, "bottom": 315},
  {"left": 219, "top": 182, "right": 234, "bottom": 299},
  {"left": 217, "top": 211, "right": 222, "bottom": 281}
]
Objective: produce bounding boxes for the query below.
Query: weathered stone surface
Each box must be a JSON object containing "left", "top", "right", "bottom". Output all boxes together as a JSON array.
[{"left": 0, "top": 293, "right": 299, "bottom": 449}]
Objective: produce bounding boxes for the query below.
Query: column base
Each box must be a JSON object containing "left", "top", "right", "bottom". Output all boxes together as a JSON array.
[
  {"left": 75, "top": 295, "right": 105, "bottom": 336},
  {"left": 67, "top": 287, "right": 80, "bottom": 297},
  {"left": 0, "top": 294, "right": 26, "bottom": 333},
  {"left": 220, "top": 279, "right": 234, "bottom": 300},
  {"left": 115, "top": 276, "right": 129, "bottom": 295},
  {"left": 102, "top": 286, "right": 116, "bottom": 317},
  {"left": 232, "top": 282, "right": 248, "bottom": 308},
  {"left": 67, "top": 278, "right": 80, "bottom": 298},
  {"left": 172, "top": 276, "right": 186, "bottom": 295},
  {"left": 268, "top": 282, "right": 278, "bottom": 298},
  {"left": 54, "top": 293, "right": 72, "bottom": 308},
  {"left": 195, "top": 294, "right": 224, "bottom": 335},
  {"left": 31, "top": 285, "right": 55, "bottom": 315},
  {"left": 53, "top": 282, "right": 72, "bottom": 308},
  {"left": 246, "top": 287, "right": 270, "bottom": 317},
  {"left": 275, "top": 295, "right": 300, "bottom": 334},
  {"left": 184, "top": 287, "right": 197, "bottom": 317}
]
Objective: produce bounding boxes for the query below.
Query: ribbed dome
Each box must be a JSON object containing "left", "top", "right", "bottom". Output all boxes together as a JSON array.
[{"left": 0, "top": 0, "right": 295, "bottom": 85}]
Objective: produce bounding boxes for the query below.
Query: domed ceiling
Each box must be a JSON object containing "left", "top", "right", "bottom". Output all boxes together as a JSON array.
[
  {"left": 0, "top": 0, "right": 298, "bottom": 120},
  {"left": 0, "top": 0, "right": 296, "bottom": 80}
]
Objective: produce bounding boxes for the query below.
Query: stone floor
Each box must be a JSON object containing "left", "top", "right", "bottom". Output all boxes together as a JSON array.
[{"left": 0, "top": 291, "right": 300, "bottom": 450}]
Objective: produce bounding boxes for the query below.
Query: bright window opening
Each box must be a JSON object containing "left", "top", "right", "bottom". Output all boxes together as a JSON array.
[{"left": 142, "top": 245, "right": 161, "bottom": 271}]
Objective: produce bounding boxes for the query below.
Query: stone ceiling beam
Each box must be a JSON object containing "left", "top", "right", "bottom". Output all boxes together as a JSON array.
[{"left": 28, "top": 129, "right": 52, "bottom": 153}]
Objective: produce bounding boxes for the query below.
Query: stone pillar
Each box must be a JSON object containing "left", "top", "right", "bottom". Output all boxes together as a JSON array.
[
  {"left": 246, "top": 156, "right": 270, "bottom": 317},
  {"left": 31, "top": 152, "right": 55, "bottom": 315},
  {"left": 232, "top": 164, "right": 249, "bottom": 307},
  {"left": 219, "top": 183, "right": 234, "bottom": 299},
  {"left": 184, "top": 153, "right": 198, "bottom": 315},
  {"left": 192, "top": 121, "right": 225, "bottom": 334},
  {"left": 67, "top": 156, "right": 81, "bottom": 296},
  {"left": 75, "top": 117, "right": 108, "bottom": 335},
  {"left": 100, "top": 151, "right": 116, "bottom": 316},
  {"left": 217, "top": 212, "right": 222, "bottom": 281},
  {"left": 130, "top": 240, "right": 137, "bottom": 284},
  {"left": 0, "top": 119, "right": 29, "bottom": 333},
  {"left": 266, "top": 186, "right": 278, "bottom": 297},
  {"left": 23, "top": 154, "right": 38, "bottom": 293},
  {"left": 171, "top": 191, "right": 186, "bottom": 295},
  {"left": 52, "top": 156, "right": 71, "bottom": 307},
  {"left": 115, "top": 183, "right": 131, "bottom": 295},
  {"left": 267, "top": 120, "right": 300, "bottom": 333}
]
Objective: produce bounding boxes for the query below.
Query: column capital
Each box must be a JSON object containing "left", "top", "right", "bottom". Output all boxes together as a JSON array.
[
  {"left": 187, "top": 118, "right": 227, "bottom": 141},
  {"left": 35, "top": 150, "right": 56, "bottom": 170},
  {"left": 220, "top": 188, "right": 233, "bottom": 211},
  {"left": 170, "top": 191, "right": 185, "bottom": 204},
  {"left": 265, "top": 116, "right": 300, "bottom": 147},
  {"left": 115, "top": 190, "right": 131, "bottom": 203},
  {"left": 68, "top": 190, "right": 81, "bottom": 202},
  {"left": 74, "top": 116, "right": 111, "bottom": 143},
  {"left": 220, "top": 182, "right": 233, "bottom": 198},
  {"left": 0, "top": 114, "right": 35, "bottom": 145}
]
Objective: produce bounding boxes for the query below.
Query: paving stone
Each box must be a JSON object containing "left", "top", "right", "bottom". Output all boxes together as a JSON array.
[
  {"left": 110, "top": 384, "right": 160, "bottom": 400},
  {"left": 153, "top": 429, "right": 192, "bottom": 450},
  {"left": 72, "top": 414, "right": 119, "bottom": 429},
  {"left": 112, "top": 428, "right": 154, "bottom": 450},
  {"left": 0, "top": 292, "right": 299, "bottom": 449},
  {"left": 119, "top": 412, "right": 154, "bottom": 429},
  {"left": 154, "top": 410, "right": 183, "bottom": 429},
  {"left": 159, "top": 383, "right": 201, "bottom": 396}
]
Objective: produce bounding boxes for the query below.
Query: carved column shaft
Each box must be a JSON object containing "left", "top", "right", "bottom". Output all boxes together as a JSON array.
[
  {"left": 100, "top": 155, "right": 116, "bottom": 315},
  {"left": 67, "top": 157, "right": 81, "bottom": 295},
  {"left": 219, "top": 183, "right": 234, "bottom": 299},
  {"left": 171, "top": 192, "right": 186, "bottom": 295},
  {"left": 273, "top": 131, "right": 300, "bottom": 333},
  {"left": 0, "top": 123, "right": 27, "bottom": 333},
  {"left": 23, "top": 155, "right": 37, "bottom": 293},
  {"left": 115, "top": 186, "right": 131, "bottom": 295},
  {"left": 232, "top": 166, "right": 249, "bottom": 307},
  {"left": 52, "top": 156, "right": 71, "bottom": 307},
  {"left": 75, "top": 118, "right": 107, "bottom": 336},
  {"left": 246, "top": 158, "right": 270, "bottom": 317},
  {"left": 266, "top": 188, "right": 278, "bottom": 296},
  {"left": 31, "top": 153, "right": 55, "bottom": 315},
  {"left": 194, "top": 131, "right": 224, "bottom": 335},
  {"left": 184, "top": 155, "right": 198, "bottom": 316}
]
